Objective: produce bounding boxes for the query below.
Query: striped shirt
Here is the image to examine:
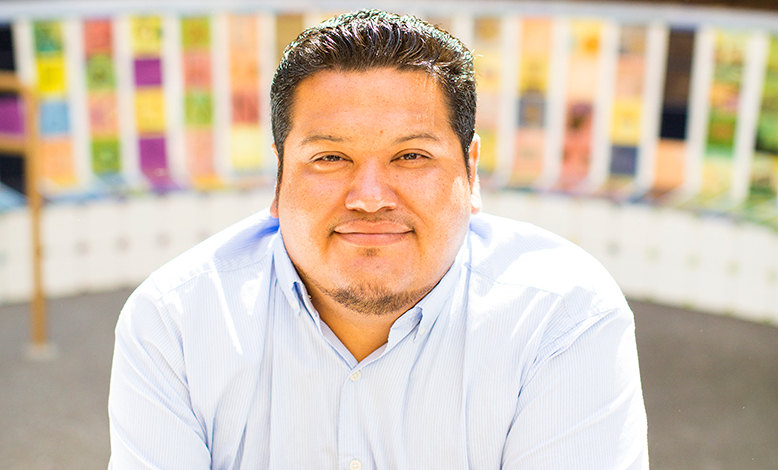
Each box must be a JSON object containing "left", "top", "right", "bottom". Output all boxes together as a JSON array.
[{"left": 108, "top": 209, "right": 648, "bottom": 469}]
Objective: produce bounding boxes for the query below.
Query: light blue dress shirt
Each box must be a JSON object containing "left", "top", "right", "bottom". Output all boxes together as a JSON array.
[{"left": 108, "top": 209, "right": 648, "bottom": 469}]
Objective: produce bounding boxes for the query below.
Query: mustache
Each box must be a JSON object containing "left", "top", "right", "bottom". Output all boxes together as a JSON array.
[{"left": 328, "top": 215, "right": 414, "bottom": 234}]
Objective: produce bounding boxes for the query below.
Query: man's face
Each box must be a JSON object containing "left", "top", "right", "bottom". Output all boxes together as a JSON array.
[{"left": 271, "top": 68, "right": 480, "bottom": 316}]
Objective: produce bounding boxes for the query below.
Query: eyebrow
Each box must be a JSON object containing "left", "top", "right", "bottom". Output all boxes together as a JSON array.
[
  {"left": 391, "top": 133, "right": 441, "bottom": 145},
  {"left": 298, "top": 132, "right": 442, "bottom": 147},
  {"left": 299, "top": 134, "right": 346, "bottom": 146}
]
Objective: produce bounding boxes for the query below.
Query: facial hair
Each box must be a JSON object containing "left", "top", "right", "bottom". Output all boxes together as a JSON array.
[{"left": 302, "top": 268, "right": 435, "bottom": 317}]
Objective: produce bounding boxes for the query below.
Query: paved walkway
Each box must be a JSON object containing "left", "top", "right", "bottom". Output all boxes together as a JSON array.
[{"left": 1, "top": 290, "right": 777, "bottom": 469}]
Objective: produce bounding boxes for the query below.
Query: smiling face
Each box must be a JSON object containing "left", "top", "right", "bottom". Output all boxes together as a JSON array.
[{"left": 271, "top": 68, "right": 480, "bottom": 317}]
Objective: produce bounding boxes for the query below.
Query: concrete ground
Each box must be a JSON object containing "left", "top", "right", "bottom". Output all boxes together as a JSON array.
[{"left": 1, "top": 289, "right": 777, "bottom": 470}]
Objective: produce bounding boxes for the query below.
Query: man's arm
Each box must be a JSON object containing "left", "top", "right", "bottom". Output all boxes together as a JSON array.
[
  {"left": 108, "top": 282, "right": 211, "bottom": 469},
  {"left": 501, "top": 308, "right": 649, "bottom": 469}
]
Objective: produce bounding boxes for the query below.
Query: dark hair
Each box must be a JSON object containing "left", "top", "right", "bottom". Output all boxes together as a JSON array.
[{"left": 270, "top": 9, "right": 476, "bottom": 180}]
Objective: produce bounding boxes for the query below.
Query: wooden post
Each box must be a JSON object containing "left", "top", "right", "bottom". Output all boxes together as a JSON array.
[
  {"left": 0, "top": 71, "right": 53, "bottom": 359},
  {"left": 22, "top": 80, "right": 50, "bottom": 357}
]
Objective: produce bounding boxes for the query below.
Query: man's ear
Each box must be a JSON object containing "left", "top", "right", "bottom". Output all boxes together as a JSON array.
[
  {"left": 468, "top": 134, "right": 482, "bottom": 215},
  {"left": 270, "top": 143, "right": 280, "bottom": 218}
]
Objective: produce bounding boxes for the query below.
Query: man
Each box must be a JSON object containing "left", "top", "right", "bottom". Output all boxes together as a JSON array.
[{"left": 108, "top": 10, "right": 648, "bottom": 469}]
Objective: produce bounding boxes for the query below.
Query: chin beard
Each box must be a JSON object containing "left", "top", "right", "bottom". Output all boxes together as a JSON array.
[{"left": 319, "top": 281, "right": 433, "bottom": 316}]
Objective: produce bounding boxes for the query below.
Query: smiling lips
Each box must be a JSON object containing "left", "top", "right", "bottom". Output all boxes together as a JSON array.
[{"left": 333, "top": 220, "right": 412, "bottom": 246}]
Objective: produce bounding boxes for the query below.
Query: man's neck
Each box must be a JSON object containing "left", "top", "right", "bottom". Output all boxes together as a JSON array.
[{"left": 308, "top": 289, "right": 414, "bottom": 363}]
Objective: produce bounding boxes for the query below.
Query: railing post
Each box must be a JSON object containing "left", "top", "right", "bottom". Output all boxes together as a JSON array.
[{"left": 0, "top": 71, "right": 55, "bottom": 360}]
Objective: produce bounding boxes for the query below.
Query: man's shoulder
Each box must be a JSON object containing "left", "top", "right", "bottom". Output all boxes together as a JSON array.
[
  {"left": 146, "top": 208, "right": 280, "bottom": 295},
  {"left": 466, "top": 212, "right": 628, "bottom": 314}
]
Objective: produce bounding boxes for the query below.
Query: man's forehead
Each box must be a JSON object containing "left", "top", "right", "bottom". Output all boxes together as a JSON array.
[
  {"left": 286, "top": 68, "right": 452, "bottom": 139},
  {"left": 293, "top": 67, "right": 440, "bottom": 98}
]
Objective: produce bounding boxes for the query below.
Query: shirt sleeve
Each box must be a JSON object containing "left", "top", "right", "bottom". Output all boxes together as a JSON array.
[
  {"left": 501, "top": 307, "right": 649, "bottom": 469},
  {"left": 107, "top": 280, "right": 212, "bottom": 470}
]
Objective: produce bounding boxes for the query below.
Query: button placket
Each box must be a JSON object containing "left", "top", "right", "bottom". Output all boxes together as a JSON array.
[{"left": 339, "top": 366, "right": 368, "bottom": 470}]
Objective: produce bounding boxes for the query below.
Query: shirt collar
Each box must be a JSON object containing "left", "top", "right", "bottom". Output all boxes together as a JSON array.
[
  {"left": 271, "top": 229, "right": 306, "bottom": 315},
  {"left": 410, "top": 239, "right": 465, "bottom": 338},
  {"left": 272, "top": 226, "right": 467, "bottom": 331}
]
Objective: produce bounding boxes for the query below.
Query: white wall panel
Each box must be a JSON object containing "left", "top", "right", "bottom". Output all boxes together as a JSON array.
[
  {"left": 654, "top": 209, "right": 698, "bottom": 306},
  {"left": 613, "top": 204, "right": 656, "bottom": 299},
  {"left": 577, "top": 198, "right": 619, "bottom": 275},
  {"left": 692, "top": 217, "right": 736, "bottom": 314},
  {"left": 1, "top": 209, "right": 32, "bottom": 303},
  {"left": 42, "top": 204, "right": 86, "bottom": 297}
]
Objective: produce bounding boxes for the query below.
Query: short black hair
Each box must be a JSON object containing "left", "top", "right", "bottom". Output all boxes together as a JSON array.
[{"left": 270, "top": 9, "right": 476, "bottom": 181}]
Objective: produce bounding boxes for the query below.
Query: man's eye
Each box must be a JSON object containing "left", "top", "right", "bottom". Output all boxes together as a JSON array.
[
  {"left": 399, "top": 153, "right": 424, "bottom": 161},
  {"left": 319, "top": 155, "right": 344, "bottom": 162}
]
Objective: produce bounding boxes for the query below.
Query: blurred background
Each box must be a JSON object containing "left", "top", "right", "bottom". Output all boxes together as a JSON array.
[{"left": 0, "top": 0, "right": 777, "bottom": 469}]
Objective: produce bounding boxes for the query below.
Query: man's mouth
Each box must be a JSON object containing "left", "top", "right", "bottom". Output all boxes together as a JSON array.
[{"left": 333, "top": 220, "right": 412, "bottom": 246}]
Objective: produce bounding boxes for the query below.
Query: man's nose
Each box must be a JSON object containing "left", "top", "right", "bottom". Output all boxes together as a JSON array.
[{"left": 344, "top": 163, "right": 398, "bottom": 213}]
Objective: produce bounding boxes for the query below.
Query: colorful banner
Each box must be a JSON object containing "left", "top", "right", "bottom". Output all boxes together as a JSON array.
[
  {"left": 700, "top": 31, "right": 748, "bottom": 202},
  {"left": 510, "top": 18, "right": 551, "bottom": 187},
  {"left": 3, "top": 8, "right": 777, "bottom": 219},
  {"left": 422, "top": 16, "right": 452, "bottom": 34},
  {"left": 131, "top": 16, "right": 173, "bottom": 190},
  {"left": 604, "top": 25, "right": 647, "bottom": 193},
  {"left": 558, "top": 20, "right": 601, "bottom": 190},
  {"left": 0, "top": 23, "right": 23, "bottom": 154},
  {"left": 181, "top": 16, "right": 220, "bottom": 189},
  {"left": 34, "top": 20, "right": 77, "bottom": 188},
  {"left": 84, "top": 19, "right": 121, "bottom": 178},
  {"left": 275, "top": 14, "right": 304, "bottom": 64},
  {"left": 473, "top": 17, "right": 502, "bottom": 176},
  {"left": 749, "top": 35, "right": 778, "bottom": 206},
  {"left": 0, "top": 95, "right": 24, "bottom": 135},
  {"left": 0, "top": 22, "right": 22, "bottom": 208},
  {"left": 228, "top": 14, "right": 263, "bottom": 174},
  {"left": 653, "top": 29, "right": 695, "bottom": 196}
]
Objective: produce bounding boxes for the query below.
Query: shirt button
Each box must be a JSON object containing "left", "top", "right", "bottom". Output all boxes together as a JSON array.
[
  {"left": 350, "top": 370, "right": 362, "bottom": 382},
  {"left": 349, "top": 459, "right": 362, "bottom": 470},
  {"left": 418, "top": 326, "right": 426, "bottom": 335}
]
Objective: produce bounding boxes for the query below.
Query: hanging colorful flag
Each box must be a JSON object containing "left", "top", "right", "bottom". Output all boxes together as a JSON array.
[
  {"left": 511, "top": 18, "right": 552, "bottom": 187},
  {"left": 604, "top": 24, "right": 647, "bottom": 194},
  {"left": 131, "top": 15, "right": 173, "bottom": 190},
  {"left": 749, "top": 35, "right": 778, "bottom": 205},
  {"left": 422, "top": 15, "right": 452, "bottom": 34},
  {"left": 473, "top": 16, "right": 502, "bottom": 178},
  {"left": 653, "top": 29, "right": 695, "bottom": 197},
  {"left": 33, "top": 20, "right": 77, "bottom": 188},
  {"left": 181, "top": 16, "right": 220, "bottom": 189},
  {"left": 557, "top": 20, "right": 601, "bottom": 190},
  {"left": 275, "top": 14, "right": 304, "bottom": 64},
  {"left": 228, "top": 14, "right": 262, "bottom": 175},
  {"left": 700, "top": 30, "right": 748, "bottom": 203},
  {"left": 744, "top": 34, "right": 778, "bottom": 226},
  {"left": 84, "top": 19, "right": 122, "bottom": 179},
  {"left": 0, "top": 22, "right": 22, "bottom": 208}
]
